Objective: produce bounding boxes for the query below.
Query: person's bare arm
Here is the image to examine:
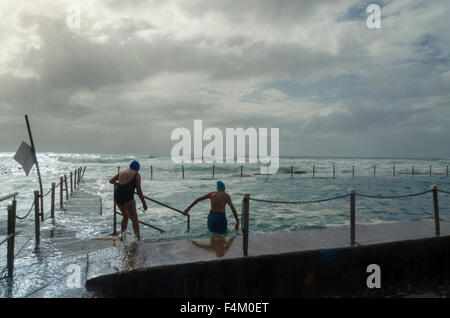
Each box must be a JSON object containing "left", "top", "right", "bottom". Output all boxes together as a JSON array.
[
  {"left": 109, "top": 174, "right": 119, "bottom": 184},
  {"left": 227, "top": 194, "right": 240, "bottom": 232},
  {"left": 135, "top": 174, "right": 148, "bottom": 211},
  {"left": 184, "top": 192, "right": 212, "bottom": 215}
]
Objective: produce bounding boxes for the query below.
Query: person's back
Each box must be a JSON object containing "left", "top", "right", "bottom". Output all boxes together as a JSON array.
[
  {"left": 118, "top": 169, "right": 137, "bottom": 185},
  {"left": 184, "top": 181, "right": 240, "bottom": 234},
  {"left": 210, "top": 190, "right": 230, "bottom": 213}
]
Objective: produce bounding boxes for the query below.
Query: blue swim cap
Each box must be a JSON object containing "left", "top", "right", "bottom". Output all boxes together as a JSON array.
[
  {"left": 130, "top": 160, "right": 140, "bottom": 171},
  {"left": 216, "top": 180, "right": 225, "bottom": 191}
]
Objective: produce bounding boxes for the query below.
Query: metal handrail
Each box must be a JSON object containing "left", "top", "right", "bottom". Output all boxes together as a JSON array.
[
  {"left": 0, "top": 234, "right": 14, "bottom": 247},
  {"left": 140, "top": 193, "right": 185, "bottom": 215},
  {"left": 0, "top": 192, "right": 19, "bottom": 203},
  {"left": 138, "top": 192, "right": 190, "bottom": 232}
]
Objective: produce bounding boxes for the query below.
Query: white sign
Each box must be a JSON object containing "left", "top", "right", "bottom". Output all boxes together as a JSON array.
[{"left": 13, "top": 142, "right": 35, "bottom": 176}]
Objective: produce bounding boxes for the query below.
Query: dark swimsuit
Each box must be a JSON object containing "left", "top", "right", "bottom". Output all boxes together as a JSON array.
[
  {"left": 207, "top": 211, "right": 227, "bottom": 234},
  {"left": 114, "top": 172, "right": 138, "bottom": 205}
]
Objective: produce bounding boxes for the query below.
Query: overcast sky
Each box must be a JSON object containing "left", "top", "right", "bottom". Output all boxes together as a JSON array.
[{"left": 0, "top": 0, "right": 449, "bottom": 157}]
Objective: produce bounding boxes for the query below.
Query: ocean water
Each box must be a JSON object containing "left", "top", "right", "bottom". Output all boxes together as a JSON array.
[{"left": 1, "top": 152, "right": 450, "bottom": 248}]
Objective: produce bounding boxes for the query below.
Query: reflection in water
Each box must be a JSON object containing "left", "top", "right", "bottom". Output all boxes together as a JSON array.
[
  {"left": 119, "top": 241, "right": 146, "bottom": 271},
  {"left": 191, "top": 235, "right": 237, "bottom": 257}
]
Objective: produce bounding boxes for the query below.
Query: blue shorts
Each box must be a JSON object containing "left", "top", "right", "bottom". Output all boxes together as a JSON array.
[{"left": 207, "top": 211, "right": 227, "bottom": 234}]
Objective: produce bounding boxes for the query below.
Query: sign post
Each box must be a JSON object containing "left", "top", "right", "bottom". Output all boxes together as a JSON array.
[{"left": 25, "top": 115, "right": 44, "bottom": 221}]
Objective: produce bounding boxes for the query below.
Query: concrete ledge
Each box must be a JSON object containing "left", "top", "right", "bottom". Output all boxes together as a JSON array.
[{"left": 86, "top": 221, "right": 450, "bottom": 297}]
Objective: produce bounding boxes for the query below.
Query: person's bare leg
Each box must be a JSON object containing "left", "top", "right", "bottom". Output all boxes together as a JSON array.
[
  {"left": 126, "top": 200, "right": 140, "bottom": 241},
  {"left": 116, "top": 202, "right": 129, "bottom": 241}
]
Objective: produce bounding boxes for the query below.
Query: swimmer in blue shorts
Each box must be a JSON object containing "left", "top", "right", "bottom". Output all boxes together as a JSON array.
[{"left": 183, "top": 181, "right": 240, "bottom": 234}]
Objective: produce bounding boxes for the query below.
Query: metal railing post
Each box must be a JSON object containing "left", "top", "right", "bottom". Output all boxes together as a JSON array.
[
  {"left": 240, "top": 165, "right": 243, "bottom": 177},
  {"left": 182, "top": 165, "right": 185, "bottom": 179},
  {"left": 350, "top": 189, "right": 356, "bottom": 246},
  {"left": 243, "top": 194, "right": 250, "bottom": 256},
  {"left": 51, "top": 182, "right": 55, "bottom": 219},
  {"left": 7, "top": 200, "right": 16, "bottom": 277},
  {"left": 432, "top": 185, "right": 440, "bottom": 236},
  {"left": 70, "top": 171, "right": 74, "bottom": 195},
  {"left": 34, "top": 190, "right": 40, "bottom": 246},
  {"left": 212, "top": 165, "right": 215, "bottom": 179},
  {"left": 81, "top": 166, "right": 86, "bottom": 181},
  {"left": 64, "top": 174, "right": 69, "bottom": 200},
  {"left": 113, "top": 166, "right": 120, "bottom": 235},
  {"left": 59, "top": 176, "right": 63, "bottom": 209},
  {"left": 151, "top": 165, "right": 153, "bottom": 180}
]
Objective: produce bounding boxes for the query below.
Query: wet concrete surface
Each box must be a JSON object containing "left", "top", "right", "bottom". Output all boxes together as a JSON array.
[
  {"left": 86, "top": 220, "right": 450, "bottom": 281},
  {"left": 84, "top": 220, "right": 450, "bottom": 298},
  {"left": 0, "top": 190, "right": 116, "bottom": 298}
]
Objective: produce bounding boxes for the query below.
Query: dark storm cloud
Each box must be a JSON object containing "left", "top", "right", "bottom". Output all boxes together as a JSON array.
[{"left": 0, "top": 0, "right": 449, "bottom": 157}]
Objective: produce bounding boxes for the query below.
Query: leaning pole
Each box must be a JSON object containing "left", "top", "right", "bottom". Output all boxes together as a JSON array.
[{"left": 25, "top": 115, "right": 44, "bottom": 221}]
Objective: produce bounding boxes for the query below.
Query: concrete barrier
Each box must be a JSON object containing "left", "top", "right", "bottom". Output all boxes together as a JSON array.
[{"left": 86, "top": 234, "right": 450, "bottom": 297}]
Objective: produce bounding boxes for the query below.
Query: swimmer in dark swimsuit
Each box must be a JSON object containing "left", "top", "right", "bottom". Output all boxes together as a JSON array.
[
  {"left": 183, "top": 181, "right": 239, "bottom": 234},
  {"left": 109, "top": 160, "right": 148, "bottom": 241}
]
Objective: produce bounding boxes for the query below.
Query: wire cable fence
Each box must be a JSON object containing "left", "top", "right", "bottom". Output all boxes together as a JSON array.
[
  {"left": 241, "top": 185, "right": 448, "bottom": 252},
  {"left": 1, "top": 166, "right": 87, "bottom": 278},
  {"left": 248, "top": 194, "right": 350, "bottom": 205},
  {"left": 115, "top": 163, "right": 450, "bottom": 181},
  {"left": 356, "top": 190, "right": 433, "bottom": 199}
]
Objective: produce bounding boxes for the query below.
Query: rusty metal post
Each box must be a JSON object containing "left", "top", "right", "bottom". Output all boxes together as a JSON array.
[
  {"left": 81, "top": 166, "right": 86, "bottom": 181},
  {"left": 7, "top": 200, "right": 16, "bottom": 277},
  {"left": 113, "top": 166, "right": 120, "bottom": 235},
  {"left": 51, "top": 182, "right": 55, "bottom": 219},
  {"left": 64, "top": 174, "right": 69, "bottom": 200},
  {"left": 60, "top": 176, "right": 63, "bottom": 209},
  {"left": 187, "top": 214, "right": 190, "bottom": 232},
  {"left": 70, "top": 171, "right": 73, "bottom": 195},
  {"left": 34, "top": 190, "right": 40, "bottom": 246},
  {"left": 350, "top": 189, "right": 356, "bottom": 246},
  {"left": 242, "top": 194, "right": 250, "bottom": 256},
  {"left": 432, "top": 185, "right": 440, "bottom": 236}
]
